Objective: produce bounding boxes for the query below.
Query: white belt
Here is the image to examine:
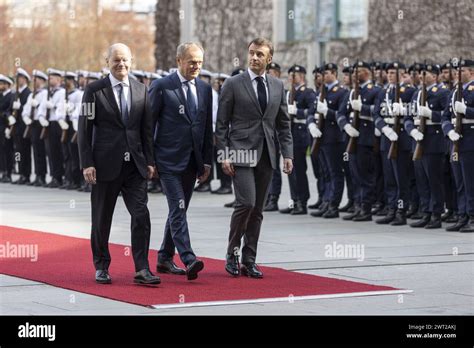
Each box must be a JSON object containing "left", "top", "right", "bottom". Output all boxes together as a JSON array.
[
  {"left": 384, "top": 118, "right": 395, "bottom": 125},
  {"left": 451, "top": 118, "right": 474, "bottom": 125},
  {"left": 292, "top": 118, "right": 307, "bottom": 124},
  {"left": 358, "top": 115, "right": 373, "bottom": 122},
  {"left": 414, "top": 119, "right": 441, "bottom": 126}
]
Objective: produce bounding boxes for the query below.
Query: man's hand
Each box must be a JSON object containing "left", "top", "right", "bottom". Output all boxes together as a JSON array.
[
  {"left": 83, "top": 166, "right": 96, "bottom": 185},
  {"left": 410, "top": 129, "right": 424, "bottom": 142},
  {"left": 448, "top": 130, "right": 461, "bottom": 142},
  {"left": 344, "top": 124, "right": 360, "bottom": 138},
  {"left": 350, "top": 96, "right": 362, "bottom": 112},
  {"left": 418, "top": 104, "right": 432, "bottom": 118},
  {"left": 316, "top": 100, "right": 328, "bottom": 117},
  {"left": 198, "top": 165, "right": 211, "bottom": 183},
  {"left": 454, "top": 100, "right": 467, "bottom": 115},
  {"left": 222, "top": 159, "right": 235, "bottom": 177},
  {"left": 12, "top": 100, "right": 21, "bottom": 110},
  {"left": 288, "top": 103, "right": 297, "bottom": 115},
  {"left": 382, "top": 125, "right": 398, "bottom": 142},
  {"left": 308, "top": 123, "right": 322, "bottom": 138},
  {"left": 147, "top": 165, "right": 155, "bottom": 180},
  {"left": 283, "top": 158, "right": 293, "bottom": 175}
]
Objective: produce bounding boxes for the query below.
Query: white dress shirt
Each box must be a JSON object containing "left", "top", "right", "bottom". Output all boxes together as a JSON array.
[
  {"left": 22, "top": 89, "right": 47, "bottom": 120},
  {"left": 247, "top": 68, "right": 269, "bottom": 103},
  {"left": 109, "top": 73, "right": 131, "bottom": 114},
  {"left": 177, "top": 70, "right": 198, "bottom": 109},
  {"left": 37, "top": 87, "right": 66, "bottom": 121}
]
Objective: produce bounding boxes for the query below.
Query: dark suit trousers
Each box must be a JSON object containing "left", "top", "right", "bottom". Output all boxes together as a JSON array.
[
  {"left": 30, "top": 121, "right": 47, "bottom": 177},
  {"left": 44, "top": 121, "right": 64, "bottom": 181},
  {"left": 91, "top": 158, "right": 151, "bottom": 272},
  {"left": 227, "top": 142, "right": 273, "bottom": 264},
  {"left": 158, "top": 157, "right": 197, "bottom": 266}
]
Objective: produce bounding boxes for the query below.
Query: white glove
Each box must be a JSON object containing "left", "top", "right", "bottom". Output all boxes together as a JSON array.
[
  {"left": 350, "top": 96, "right": 362, "bottom": 112},
  {"left": 316, "top": 100, "right": 328, "bottom": 117},
  {"left": 375, "top": 128, "right": 381, "bottom": 137},
  {"left": 46, "top": 100, "right": 54, "bottom": 109},
  {"left": 39, "top": 117, "right": 49, "bottom": 127},
  {"left": 382, "top": 125, "right": 398, "bottom": 142},
  {"left": 344, "top": 124, "right": 360, "bottom": 137},
  {"left": 58, "top": 119, "right": 69, "bottom": 130},
  {"left": 308, "top": 123, "right": 322, "bottom": 138},
  {"left": 72, "top": 119, "right": 78, "bottom": 132},
  {"left": 31, "top": 99, "right": 39, "bottom": 108},
  {"left": 4, "top": 128, "right": 11, "bottom": 139},
  {"left": 8, "top": 115, "right": 16, "bottom": 126},
  {"left": 418, "top": 105, "right": 432, "bottom": 118},
  {"left": 410, "top": 129, "right": 424, "bottom": 141},
  {"left": 392, "top": 102, "right": 406, "bottom": 116},
  {"left": 287, "top": 103, "right": 297, "bottom": 115},
  {"left": 22, "top": 116, "right": 32, "bottom": 126},
  {"left": 448, "top": 130, "right": 461, "bottom": 142},
  {"left": 65, "top": 101, "right": 75, "bottom": 114},
  {"left": 454, "top": 100, "right": 467, "bottom": 115},
  {"left": 12, "top": 100, "right": 21, "bottom": 110}
]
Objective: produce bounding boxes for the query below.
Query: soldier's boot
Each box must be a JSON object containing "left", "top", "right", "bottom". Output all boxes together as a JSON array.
[
  {"left": 390, "top": 209, "right": 407, "bottom": 226},
  {"left": 323, "top": 203, "right": 339, "bottom": 219},
  {"left": 339, "top": 199, "right": 354, "bottom": 213},
  {"left": 291, "top": 201, "right": 307, "bottom": 215},
  {"left": 459, "top": 215, "right": 474, "bottom": 233},
  {"left": 409, "top": 213, "right": 431, "bottom": 228},
  {"left": 308, "top": 198, "right": 323, "bottom": 210},
  {"left": 353, "top": 204, "right": 372, "bottom": 222},
  {"left": 445, "top": 214, "right": 468, "bottom": 232},
  {"left": 375, "top": 208, "right": 396, "bottom": 224},
  {"left": 310, "top": 202, "right": 329, "bottom": 217},
  {"left": 425, "top": 213, "right": 442, "bottom": 229},
  {"left": 441, "top": 209, "right": 454, "bottom": 222},
  {"left": 263, "top": 194, "right": 279, "bottom": 212},
  {"left": 342, "top": 203, "right": 361, "bottom": 221}
]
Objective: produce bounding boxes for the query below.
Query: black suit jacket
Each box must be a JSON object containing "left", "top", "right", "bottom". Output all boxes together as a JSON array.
[
  {"left": 0, "top": 91, "right": 14, "bottom": 130},
  {"left": 78, "top": 75, "right": 154, "bottom": 181},
  {"left": 11, "top": 87, "right": 31, "bottom": 133}
]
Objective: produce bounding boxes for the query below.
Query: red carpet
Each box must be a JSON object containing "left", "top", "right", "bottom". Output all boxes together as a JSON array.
[{"left": 0, "top": 225, "right": 401, "bottom": 307}]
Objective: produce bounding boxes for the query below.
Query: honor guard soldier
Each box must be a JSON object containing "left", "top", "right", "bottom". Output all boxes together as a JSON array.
[
  {"left": 21, "top": 69, "right": 48, "bottom": 186},
  {"left": 309, "top": 63, "right": 349, "bottom": 218},
  {"left": 442, "top": 59, "right": 474, "bottom": 232},
  {"left": 405, "top": 63, "right": 450, "bottom": 229},
  {"left": 338, "top": 61, "right": 382, "bottom": 221},
  {"left": 0, "top": 74, "right": 15, "bottom": 182},
  {"left": 373, "top": 61, "right": 416, "bottom": 225}
]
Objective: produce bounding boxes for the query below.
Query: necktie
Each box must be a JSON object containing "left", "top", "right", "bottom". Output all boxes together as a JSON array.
[
  {"left": 256, "top": 76, "right": 267, "bottom": 114},
  {"left": 117, "top": 83, "right": 129, "bottom": 125},
  {"left": 184, "top": 81, "right": 197, "bottom": 121}
]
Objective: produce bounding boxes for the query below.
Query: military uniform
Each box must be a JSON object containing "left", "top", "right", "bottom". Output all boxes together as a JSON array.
[{"left": 0, "top": 74, "right": 15, "bottom": 182}]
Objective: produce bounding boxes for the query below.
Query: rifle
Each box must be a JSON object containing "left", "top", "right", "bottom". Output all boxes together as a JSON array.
[
  {"left": 23, "top": 75, "right": 36, "bottom": 139},
  {"left": 346, "top": 64, "right": 360, "bottom": 154},
  {"left": 448, "top": 62, "right": 453, "bottom": 90},
  {"left": 39, "top": 73, "right": 51, "bottom": 140},
  {"left": 387, "top": 63, "right": 401, "bottom": 160},
  {"left": 451, "top": 58, "right": 462, "bottom": 162},
  {"left": 288, "top": 68, "right": 296, "bottom": 123},
  {"left": 412, "top": 62, "right": 427, "bottom": 161},
  {"left": 61, "top": 71, "right": 69, "bottom": 144},
  {"left": 71, "top": 75, "right": 89, "bottom": 144},
  {"left": 9, "top": 74, "right": 20, "bottom": 137},
  {"left": 371, "top": 62, "right": 381, "bottom": 154},
  {"left": 311, "top": 80, "right": 327, "bottom": 156}
]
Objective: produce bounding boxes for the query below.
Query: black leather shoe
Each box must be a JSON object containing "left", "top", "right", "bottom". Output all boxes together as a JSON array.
[
  {"left": 406, "top": 205, "right": 419, "bottom": 219},
  {"left": 353, "top": 206, "right": 372, "bottom": 221},
  {"left": 339, "top": 200, "right": 354, "bottom": 213},
  {"left": 425, "top": 214, "right": 442, "bottom": 229},
  {"left": 195, "top": 183, "right": 211, "bottom": 192},
  {"left": 375, "top": 208, "right": 396, "bottom": 224},
  {"left": 323, "top": 205, "right": 339, "bottom": 218},
  {"left": 460, "top": 216, "right": 474, "bottom": 233},
  {"left": 390, "top": 210, "right": 407, "bottom": 226},
  {"left": 212, "top": 186, "right": 233, "bottom": 194},
  {"left": 291, "top": 201, "right": 307, "bottom": 215},
  {"left": 12, "top": 175, "right": 29, "bottom": 185},
  {"left": 66, "top": 183, "right": 80, "bottom": 190},
  {"left": 186, "top": 259, "right": 204, "bottom": 280},
  {"left": 308, "top": 198, "right": 323, "bottom": 210},
  {"left": 95, "top": 270, "right": 111, "bottom": 284},
  {"left": 263, "top": 194, "right": 279, "bottom": 212},
  {"left": 34, "top": 176, "right": 46, "bottom": 187},
  {"left": 134, "top": 269, "right": 161, "bottom": 285},
  {"left": 47, "top": 178, "right": 62, "bottom": 188},
  {"left": 446, "top": 215, "right": 469, "bottom": 232},
  {"left": 224, "top": 200, "right": 236, "bottom": 208},
  {"left": 279, "top": 205, "right": 293, "bottom": 214},
  {"left": 1, "top": 175, "right": 12, "bottom": 183},
  {"left": 446, "top": 214, "right": 459, "bottom": 223},
  {"left": 441, "top": 209, "right": 454, "bottom": 222},
  {"left": 157, "top": 260, "right": 186, "bottom": 275},
  {"left": 410, "top": 211, "right": 423, "bottom": 220},
  {"left": 375, "top": 206, "right": 389, "bottom": 216},
  {"left": 410, "top": 213, "right": 430, "bottom": 228},
  {"left": 310, "top": 202, "right": 329, "bottom": 217},
  {"left": 371, "top": 202, "right": 384, "bottom": 215},
  {"left": 343, "top": 204, "right": 360, "bottom": 221},
  {"left": 225, "top": 254, "right": 240, "bottom": 276},
  {"left": 59, "top": 180, "right": 71, "bottom": 189},
  {"left": 241, "top": 263, "right": 263, "bottom": 279}
]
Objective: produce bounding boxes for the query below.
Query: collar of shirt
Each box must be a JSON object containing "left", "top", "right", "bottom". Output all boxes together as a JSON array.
[
  {"left": 177, "top": 70, "right": 195, "bottom": 86},
  {"left": 326, "top": 80, "right": 339, "bottom": 90},
  {"left": 360, "top": 80, "right": 371, "bottom": 89},
  {"left": 3, "top": 89, "right": 11, "bottom": 96},
  {"left": 19, "top": 85, "right": 27, "bottom": 94},
  {"left": 109, "top": 73, "right": 130, "bottom": 89},
  {"left": 463, "top": 80, "right": 474, "bottom": 90},
  {"left": 426, "top": 83, "right": 437, "bottom": 91},
  {"left": 296, "top": 83, "right": 305, "bottom": 90},
  {"left": 247, "top": 68, "right": 267, "bottom": 83}
]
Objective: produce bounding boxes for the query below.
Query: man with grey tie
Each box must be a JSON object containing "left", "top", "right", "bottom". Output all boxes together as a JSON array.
[
  {"left": 215, "top": 38, "right": 293, "bottom": 278},
  {"left": 78, "top": 43, "right": 160, "bottom": 285}
]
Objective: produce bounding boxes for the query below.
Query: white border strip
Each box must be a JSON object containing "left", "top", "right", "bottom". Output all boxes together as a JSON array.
[{"left": 151, "top": 289, "right": 413, "bottom": 310}]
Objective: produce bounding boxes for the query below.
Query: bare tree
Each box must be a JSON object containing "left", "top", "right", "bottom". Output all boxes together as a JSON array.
[{"left": 154, "top": 0, "right": 180, "bottom": 70}]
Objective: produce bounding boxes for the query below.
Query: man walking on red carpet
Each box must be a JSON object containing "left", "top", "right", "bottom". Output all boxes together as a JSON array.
[
  {"left": 78, "top": 43, "right": 160, "bottom": 285},
  {"left": 215, "top": 38, "right": 293, "bottom": 278}
]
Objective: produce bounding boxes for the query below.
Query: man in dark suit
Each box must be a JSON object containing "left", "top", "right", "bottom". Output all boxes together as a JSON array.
[
  {"left": 215, "top": 38, "right": 293, "bottom": 278},
  {"left": 78, "top": 43, "right": 160, "bottom": 285},
  {"left": 149, "top": 42, "right": 212, "bottom": 281}
]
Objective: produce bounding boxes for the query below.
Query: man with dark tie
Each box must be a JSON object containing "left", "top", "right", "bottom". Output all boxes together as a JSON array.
[
  {"left": 215, "top": 38, "right": 293, "bottom": 278},
  {"left": 78, "top": 43, "right": 160, "bottom": 285},
  {"left": 149, "top": 42, "right": 213, "bottom": 281}
]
